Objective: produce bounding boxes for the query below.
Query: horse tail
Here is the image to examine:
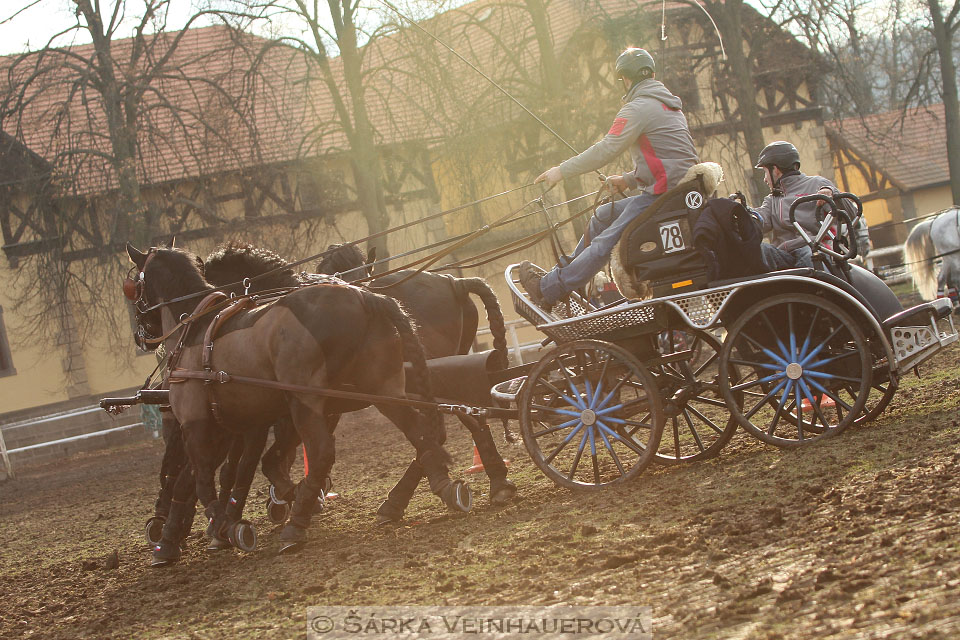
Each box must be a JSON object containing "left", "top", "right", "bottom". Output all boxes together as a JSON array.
[
  {"left": 904, "top": 218, "right": 937, "bottom": 300},
  {"left": 369, "top": 293, "right": 431, "bottom": 398},
  {"left": 460, "top": 278, "right": 509, "bottom": 370}
]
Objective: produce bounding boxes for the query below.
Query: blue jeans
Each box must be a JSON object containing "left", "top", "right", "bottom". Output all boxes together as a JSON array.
[
  {"left": 760, "top": 243, "right": 813, "bottom": 270},
  {"left": 540, "top": 192, "right": 658, "bottom": 305}
]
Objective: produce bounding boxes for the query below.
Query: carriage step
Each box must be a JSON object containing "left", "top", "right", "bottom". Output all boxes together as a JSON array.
[
  {"left": 491, "top": 377, "right": 525, "bottom": 404},
  {"left": 882, "top": 298, "right": 953, "bottom": 329}
]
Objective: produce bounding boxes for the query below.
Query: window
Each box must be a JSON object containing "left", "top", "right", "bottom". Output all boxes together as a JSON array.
[{"left": 0, "top": 306, "right": 15, "bottom": 376}]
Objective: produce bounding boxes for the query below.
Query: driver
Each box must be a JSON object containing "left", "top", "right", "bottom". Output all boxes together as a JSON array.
[
  {"left": 518, "top": 47, "right": 699, "bottom": 309},
  {"left": 750, "top": 140, "right": 858, "bottom": 269}
]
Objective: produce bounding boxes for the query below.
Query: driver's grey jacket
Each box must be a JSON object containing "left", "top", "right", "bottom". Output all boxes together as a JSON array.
[
  {"left": 750, "top": 171, "right": 843, "bottom": 248},
  {"left": 558, "top": 79, "right": 698, "bottom": 195}
]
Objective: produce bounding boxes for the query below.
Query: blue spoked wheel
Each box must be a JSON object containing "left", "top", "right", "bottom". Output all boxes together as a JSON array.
[
  {"left": 518, "top": 340, "right": 664, "bottom": 489},
  {"left": 718, "top": 293, "right": 872, "bottom": 447}
]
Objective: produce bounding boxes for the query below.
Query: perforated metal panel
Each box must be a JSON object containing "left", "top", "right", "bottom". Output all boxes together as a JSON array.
[
  {"left": 674, "top": 290, "right": 732, "bottom": 328},
  {"left": 540, "top": 305, "right": 657, "bottom": 343}
]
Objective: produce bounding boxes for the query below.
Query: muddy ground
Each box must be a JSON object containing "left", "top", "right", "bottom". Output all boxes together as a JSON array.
[{"left": 1, "top": 339, "right": 958, "bottom": 639}]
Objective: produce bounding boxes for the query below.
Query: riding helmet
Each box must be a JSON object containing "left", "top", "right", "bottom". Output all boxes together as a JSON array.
[
  {"left": 615, "top": 48, "right": 656, "bottom": 82},
  {"left": 755, "top": 141, "right": 801, "bottom": 171}
]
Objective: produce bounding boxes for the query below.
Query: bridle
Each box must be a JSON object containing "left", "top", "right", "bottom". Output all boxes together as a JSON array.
[{"left": 123, "top": 250, "right": 162, "bottom": 350}]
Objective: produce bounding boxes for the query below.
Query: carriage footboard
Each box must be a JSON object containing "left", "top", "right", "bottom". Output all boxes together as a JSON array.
[{"left": 884, "top": 298, "right": 958, "bottom": 371}]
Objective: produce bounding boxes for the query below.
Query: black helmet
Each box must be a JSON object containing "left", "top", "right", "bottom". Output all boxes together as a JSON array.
[
  {"left": 615, "top": 48, "right": 656, "bottom": 82},
  {"left": 755, "top": 141, "right": 800, "bottom": 171}
]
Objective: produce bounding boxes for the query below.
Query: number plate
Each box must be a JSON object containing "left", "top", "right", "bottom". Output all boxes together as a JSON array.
[{"left": 659, "top": 221, "right": 686, "bottom": 254}]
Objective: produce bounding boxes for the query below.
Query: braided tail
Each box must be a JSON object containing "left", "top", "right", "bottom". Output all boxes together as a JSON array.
[
  {"left": 461, "top": 278, "right": 509, "bottom": 370},
  {"left": 460, "top": 278, "right": 515, "bottom": 442}
]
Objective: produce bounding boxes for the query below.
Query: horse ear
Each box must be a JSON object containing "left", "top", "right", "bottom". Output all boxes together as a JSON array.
[
  {"left": 127, "top": 243, "right": 147, "bottom": 269},
  {"left": 195, "top": 255, "right": 204, "bottom": 272},
  {"left": 366, "top": 246, "right": 377, "bottom": 265}
]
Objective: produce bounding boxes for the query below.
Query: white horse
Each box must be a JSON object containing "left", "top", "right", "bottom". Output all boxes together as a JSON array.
[{"left": 903, "top": 207, "right": 960, "bottom": 301}]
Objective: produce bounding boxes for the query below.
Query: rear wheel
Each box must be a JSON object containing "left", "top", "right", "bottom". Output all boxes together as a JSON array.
[
  {"left": 519, "top": 340, "right": 664, "bottom": 489},
  {"left": 652, "top": 330, "right": 738, "bottom": 464},
  {"left": 719, "top": 293, "right": 872, "bottom": 447}
]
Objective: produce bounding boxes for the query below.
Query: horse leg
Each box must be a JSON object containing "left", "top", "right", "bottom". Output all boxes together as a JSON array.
[
  {"left": 180, "top": 419, "right": 233, "bottom": 545},
  {"left": 213, "top": 427, "right": 269, "bottom": 551},
  {"left": 278, "top": 400, "right": 334, "bottom": 550},
  {"left": 154, "top": 415, "right": 188, "bottom": 520},
  {"left": 261, "top": 416, "right": 301, "bottom": 503},
  {"left": 217, "top": 437, "right": 243, "bottom": 506},
  {"left": 374, "top": 404, "right": 471, "bottom": 514},
  {"left": 151, "top": 463, "right": 197, "bottom": 566},
  {"left": 458, "top": 414, "right": 516, "bottom": 505}
]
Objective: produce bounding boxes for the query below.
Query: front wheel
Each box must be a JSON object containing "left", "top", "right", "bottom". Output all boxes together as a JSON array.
[
  {"left": 719, "top": 293, "right": 872, "bottom": 447},
  {"left": 518, "top": 339, "right": 664, "bottom": 489}
]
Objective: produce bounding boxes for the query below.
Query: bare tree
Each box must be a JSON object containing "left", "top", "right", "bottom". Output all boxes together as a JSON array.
[{"left": 0, "top": 1, "right": 266, "bottom": 354}]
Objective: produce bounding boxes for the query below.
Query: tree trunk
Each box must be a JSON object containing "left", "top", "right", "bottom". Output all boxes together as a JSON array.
[
  {"left": 336, "top": 0, "right": 391, "bottom": 263},
  {"left": 711, "top": 0, "right": 768, "bottom": 201},
  {"left": 927, "top": 0, "right": 960, "bottom": 204}
]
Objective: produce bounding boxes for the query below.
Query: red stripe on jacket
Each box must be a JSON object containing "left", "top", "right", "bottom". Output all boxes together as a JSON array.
[
  {"left": 608, "top": 117, "right": 627, "bottom": 136},
  {"left": 638, "top": 134, "right": 668, "bottom": 194}
]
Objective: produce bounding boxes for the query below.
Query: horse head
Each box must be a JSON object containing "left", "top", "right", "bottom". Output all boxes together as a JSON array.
[
  {"left": 124, "top": 243, "right": 210, "bottom": 349},
  {"left": 315, "top": 243, "right": 372, "bottom": 282}
]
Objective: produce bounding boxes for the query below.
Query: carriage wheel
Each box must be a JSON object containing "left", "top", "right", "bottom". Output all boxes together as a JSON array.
[
  {"left": 652, "top": 330, "right": 739, "bottom": 464},
  {"left": 518, "top": 339, "right": 664, "bottom": 489},
  {"left": 719, "top": 293, "right": 872, "bottom": 447}
]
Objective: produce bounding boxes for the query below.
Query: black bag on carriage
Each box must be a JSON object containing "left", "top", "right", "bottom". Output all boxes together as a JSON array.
[
  {"left": 691, "top": 198, "right": 769, "bottom": 281},
  {"left": 613, "top": 183, "right": 767, "bottom": 298}
]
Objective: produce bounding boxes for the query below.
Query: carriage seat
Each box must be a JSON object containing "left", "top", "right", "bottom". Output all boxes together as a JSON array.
[{"left": 610, "top": 162, "right": 724, "bottom": 300}]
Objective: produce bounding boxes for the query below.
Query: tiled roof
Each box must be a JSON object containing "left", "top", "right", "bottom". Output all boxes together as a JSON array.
[
  {"left": 0, "top": 0, "right": 765, "bottom": 195},
  {"left": 827, "top": 104, "right": 950, "bottom": 191}
]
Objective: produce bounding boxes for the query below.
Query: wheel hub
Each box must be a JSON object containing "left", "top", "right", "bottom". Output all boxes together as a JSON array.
[
  {"left": 785, "top": 362, "right": 803, "bottom": 380},
  {"left": 580, "top": 408, "right": 597, "bottom": 426}
]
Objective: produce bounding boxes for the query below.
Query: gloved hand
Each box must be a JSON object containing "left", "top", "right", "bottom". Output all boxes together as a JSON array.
[
  {"left": 535, "top": 166, "right": 563, "bottom": 188},
  {"left": 602, "top": 174, "right": 629, "bottom": 195}
]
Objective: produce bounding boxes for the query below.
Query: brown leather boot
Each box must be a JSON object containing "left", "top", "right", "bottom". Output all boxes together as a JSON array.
[{"left": 518, "top": 261, "right": 550, "bottom": 310}]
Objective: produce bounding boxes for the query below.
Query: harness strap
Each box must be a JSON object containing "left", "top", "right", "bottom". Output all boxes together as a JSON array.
[
  {"left": 166, "top": 369, "right": 516, "bottom": 419},
  {"left": 202, "top": 297, "right": 252, "bottom": 426}
]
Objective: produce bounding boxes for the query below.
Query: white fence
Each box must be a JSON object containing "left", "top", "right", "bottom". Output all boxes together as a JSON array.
[{"left": 0, "top": 404, "right": 147, "bottom": 480}]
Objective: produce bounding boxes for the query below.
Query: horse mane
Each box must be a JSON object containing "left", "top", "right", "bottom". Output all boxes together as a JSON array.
[
  {"left": 204, "top": 241, "right": 299, "bottom": 291},
  {"left": 150, "top": 247, "right": 212, "bottom": 301},
  {"left": 316, "top": 243, "right": 366, "bottom": 280}
]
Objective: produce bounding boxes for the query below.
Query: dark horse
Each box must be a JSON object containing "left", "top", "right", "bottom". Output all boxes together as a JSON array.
[
  {"left": 205, "top": 242, "right": 517, "bottom": 523},
  {"left": 127, "top": 244, "right": 470, "bottom": 563}
]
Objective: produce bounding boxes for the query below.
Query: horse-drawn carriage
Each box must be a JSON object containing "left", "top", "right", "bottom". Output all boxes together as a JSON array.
[
  {"left": 106, "top": 162, "right": 957, "bottom": 563},
  {"left": 492, "top": 165, "right": 958, "bottom": 489}
]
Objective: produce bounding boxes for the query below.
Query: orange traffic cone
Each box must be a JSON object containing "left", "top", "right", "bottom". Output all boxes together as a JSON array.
[
  {"left": 464, "top": 446, "right": 509, "bottom": 474},
  {"left": 801, "top": 395, "right": 836, "bottom": 413}
]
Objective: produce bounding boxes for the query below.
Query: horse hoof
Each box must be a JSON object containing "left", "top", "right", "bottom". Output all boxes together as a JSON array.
[
  {"left": 441, "top": 480, "right": 473, "bottom": 513},
  {"left": 265, "top": 496, "right": 290, "bottom": 524},
  {"left": 374, "top": 513, "right": 400, "bottom": 527},
  {"left": 206, "top": 536, "right": 232, "bottom": 552},
  {"left": 278, "top": 525, "right": 307, "bottom": 555},
  {"left": 490, "top": 479, "right": 517, "bottom": 505},
  {"left": 151, "top": 540, "right": 181, "bottom": 566},
  {"left": 145, "top": 516, "right": 165, "bottom": 546},
  {"left": 228, "top": 520, "right": 257, "bottom": 553},
  {"left": 279, "top": 540, "right": 306, "bottom": 555}
]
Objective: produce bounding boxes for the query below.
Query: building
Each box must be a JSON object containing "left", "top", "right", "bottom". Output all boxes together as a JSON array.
[
  {"left": 827, "top": 103, "right": 955, "bottom": 248},
  {"left": 0, "top": 0, "right": 832, "bottom": 468}
]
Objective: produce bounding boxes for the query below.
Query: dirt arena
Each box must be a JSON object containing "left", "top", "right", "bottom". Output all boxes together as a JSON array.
[{"left": 1, "top": 339, "right": 959, "bottom": 639}]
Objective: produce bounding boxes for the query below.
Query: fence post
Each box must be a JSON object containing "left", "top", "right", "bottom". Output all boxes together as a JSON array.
[
  {"left": 0, "top": 425, "right": 14, "bottom": 480},
  {"left": 507, "top": 323, "right": 522, "bottom": 365}
]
